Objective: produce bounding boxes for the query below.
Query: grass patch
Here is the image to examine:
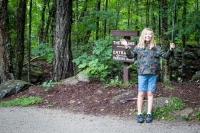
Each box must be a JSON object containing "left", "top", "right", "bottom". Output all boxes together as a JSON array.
[
  {"left": 152, "top": 97, "right": 185, "bottom": 120},
  {"left": 0, "top": 96, "right": 43, "bottom": 107},
  {"left": 104, "top": 76, "right": 134, "bottom": 88},
  {"left": 42, "top": 80, "right": 58, "bottom": 92},
  {"left": 196, "top": 111, "right": 200, "bottom": 121},
  {"left": 47, "top": 102, "right": 57, "bottom": 107},
  {"left": 165, "top": 85, "right": 174, "bottom": 91}
]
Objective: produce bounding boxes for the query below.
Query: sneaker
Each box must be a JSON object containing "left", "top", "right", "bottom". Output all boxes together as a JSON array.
[
  {"left": 146, "top": 114, "right": 153, "bottom": 123},
  {"left": 137, "top": 114, "right": 144, "bottom": 123}
]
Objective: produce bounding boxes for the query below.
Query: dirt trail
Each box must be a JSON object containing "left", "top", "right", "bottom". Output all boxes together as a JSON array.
[{"left": 0, "top": 106, "right": 200, "bottom": 133}]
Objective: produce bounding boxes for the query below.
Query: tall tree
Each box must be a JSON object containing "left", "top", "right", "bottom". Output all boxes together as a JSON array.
[
  {"left": 38, "top": 0, "right": 54, "bottom": 44},
  {"left": 160, "top": 0, "right": 170, "bottom": 82},
  {"left": 146, "top": 0, "right": 150, "bottom": 27},
  {"left": 103, "top": 0, "right": 108, "bottom": 38},
  {"left": 135, "top": 0, "right": 139, "bottom": 29},
  {"left": 53, "top": 0, "right": 73, "bottom": 81},
  {"left": 96, "top": 0, "right": 101, "bottom": 40},
  {"left": 194, "top": 0, "right": 199, "bottom": 43},
  {"left": 27, "top": 0, "right": 33, "bottom": 82},
  {"left": 75, "top": 0, "right": 91, "bottom": 46},
  {"left": 127, "top": 0, "right": 131, "bottom": 27},
  {"left": 181, "top": 0, "right": 187, "bottom": 76},
  {"left": 13, "top": 0, "right": 27, "bottom": 79},
  {"left": 38, "top": 0, "right": 49, "bottom": 44},
  {"left": 0, "top": 0, "right": 12, "bottom": 83}
]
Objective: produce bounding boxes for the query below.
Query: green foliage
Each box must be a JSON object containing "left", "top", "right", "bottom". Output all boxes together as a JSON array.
[
  {"left": 82, "top": 59, "right": 109, "bottom": 82},
  {"left": 42, "top": 80, "right": 58, "bottom": 92},
  {"left": 183, "top": 115, "right": 190, "bottom": 121},
  {"left": 73, "top": 36, "right": 123, "bottom": 82},
  {"left": 42, "top": 80, "right": 57, "bottom": 87},
  {"left": 152, "top": 97, "right": 185, "bottom": 120},
  {"left": 6, "top": 0, "right": 200, "bottom": 84},
  {"left": 127, "top": 61, "right": 138, "bottom": 83},
  {"left": 163, "top": 79, "right": 174, "bottom": 91},
  {"left": 165, "top": 85, "right": 174, "bottom": 91},
  {"left": 177, "top": 77, "right": 183, "bottom": 83},
  {"left": 0, "top": 96, "right": 42, "bottom": 107},
  {"left": 104, "top": 76, "right": 123, "bottom": 88},
  {"left": 166, "top": 9, "right": 200, "bottom": 44},
  {"left": 196, "top": 111, "right": 200, "bottom": 121},
  {"left": 31, "top": 43, "right": 54, "bottom": 63},
  {"left": 47, "top": 102, "right": 57, "bottom": 107}
]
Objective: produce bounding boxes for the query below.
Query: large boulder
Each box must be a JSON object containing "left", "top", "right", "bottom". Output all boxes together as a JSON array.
[
  {"left": 192, "top": 70, "right": 200, "bottom": 81},
  {"left": 184, "top": 52, "right": 195, "bottom": 59},
  {"left": 60, "top": 71, "right": 90, "bottom": 85},
  {"left": 22, "top": 62, "right": 43, "bottom": 83},
  {"left": 197, "top": 50, "right": 200, "bottom": 57},
  {"left": 0, "top": 80, "right": 32, "bottom": 99},
  {"left": 142, "top": 97, "right": 173, "bottom": 113}
]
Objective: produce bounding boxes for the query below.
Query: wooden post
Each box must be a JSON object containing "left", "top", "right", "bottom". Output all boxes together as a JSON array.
[
  {"left": 123, "top": 62, "right": 130, "bottom": 82},
  {"left": 123, "top": 36, "right": 131, "bottom": 82},
  {"left": 111, "top": 30, "right": 139, "bottom": 82}
]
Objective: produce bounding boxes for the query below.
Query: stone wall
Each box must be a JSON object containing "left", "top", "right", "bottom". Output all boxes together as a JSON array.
[{"left": 170, "top": 44, "right": 200, "bottom": 81}]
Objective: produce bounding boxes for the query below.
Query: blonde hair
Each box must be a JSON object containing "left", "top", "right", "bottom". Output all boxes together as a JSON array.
[{"left": 138, "top": 28, "right": 156, "bottom": 49}]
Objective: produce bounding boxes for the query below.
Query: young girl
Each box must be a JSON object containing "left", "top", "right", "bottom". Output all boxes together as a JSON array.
[{"left": 120, "top": 28, "right": 175, "bottom": 123}]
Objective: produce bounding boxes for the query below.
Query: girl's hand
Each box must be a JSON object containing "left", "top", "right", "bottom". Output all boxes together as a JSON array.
[
  {"left": 120, "top": 39, "right": 128, "bottom": 49},
  {"left": 170, "top": 43, "right": 175, "bottom": 49}
]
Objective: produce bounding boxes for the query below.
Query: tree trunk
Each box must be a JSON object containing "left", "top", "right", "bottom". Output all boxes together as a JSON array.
[
  {"left": 76, "top": 0, "right": 91, "bottom": 46},
  {"left": 27, "top": 0, "right": 32, "bottom": 82},
  {"left": 96, "top": 0, "right": 100, "bottom": 40},
  {"left": 151, "top": 0, "right": 156, "bottom": 31},
  {"left": 181, "top": 0, "right": 187, "bottom": 78},
  {"left": 127, "top": 0, "right": 130, "bottom": 27},
  {"left": 146, "top": 0, "right": 150, "bottom": 27},
  {"left": 53, "top": 0, "right": 74, "bottom": 81},
  {"left": 14, "top": 0, "right": 27, "bottom": 80},
  {"left": 161, "top": 0, "right": 170, "bottom": 82},
  {"left": 0, "top": 0, "right": 12, "bottom": 83},
  {"left": 115, "top": 1, "right": 120, "bottom": 29},
  {"left": 135, "top": 0, "right": 139, "bottom": 29},
  {"left": 103, "top": 0, "right": 108, "bottom": 39},
  {"left": 158, "top": 0, "right": 161, "bottom": 43},
  {"left": 195, "top": 0, "right": 199, "bottom": 43},
  {"left": 38, "top": 0, "right": 49, "bottom": 44},
  {"left": 45, "top": 1, "right": 55, "bottom": 44}
]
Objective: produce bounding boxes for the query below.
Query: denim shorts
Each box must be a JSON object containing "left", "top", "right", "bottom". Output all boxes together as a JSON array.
[{"left": 138, "top": 74, "right": 157, "bottom": 92}]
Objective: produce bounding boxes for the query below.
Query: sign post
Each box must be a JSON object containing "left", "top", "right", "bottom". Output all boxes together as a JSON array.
[{"left": 111, "top": 30, "right": 139, "bottom": 82}]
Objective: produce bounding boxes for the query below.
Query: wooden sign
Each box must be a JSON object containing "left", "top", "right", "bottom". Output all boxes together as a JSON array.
[
  {"left": 111, "top": 30, "right": 139, "bottom": 82},
  {"left": 112, "top": 40, "right": 136, "bottom": 62}
]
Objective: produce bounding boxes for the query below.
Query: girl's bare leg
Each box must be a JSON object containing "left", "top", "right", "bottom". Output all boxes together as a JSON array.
[
  {"left": 137, "top": 92, "right": 145, "bottom": 114},
  {"left": 147, "top": 91, "right": 154, "bottom": 114}
]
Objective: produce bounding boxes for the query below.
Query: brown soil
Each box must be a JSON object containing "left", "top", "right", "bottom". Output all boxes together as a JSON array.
[
  {"left": 3, "top": 79, "right": 200, "bottom": 119},
  {"left": 2, "top": 60, "right": 200, "bottom": 119}
]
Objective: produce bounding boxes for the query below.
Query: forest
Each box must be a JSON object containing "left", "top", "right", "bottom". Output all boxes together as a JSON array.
[{"left": 0, "top": 0, "right": 200, "bottom": 84}]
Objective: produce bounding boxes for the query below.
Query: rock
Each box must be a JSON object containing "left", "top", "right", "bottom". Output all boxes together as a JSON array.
[
  {"left": 22, "top": 62, "right": 43, "bottom": 83},
  {"left": 179, "top": 108, "right": 194, "bottom": 117},
  {"left": 191, "top": 70, "right": 200, "bottom": 81},
  {"left": 60, "top": 76, "right": 79, "bottom": 85},
  {"left": 96, "top": 90, "right": 103, "bottom": 94},
  {"left": 0, "top": 80, "right": 32, "bottom": 99},
  {"left": 60, "top": 71, "right": 90, "bottom": 85},
  {"left": 170, "top": 60, "right": 179, "bottom": 69},
  {"left": 77, "top": 71, "right": 90, "bottom": 82},
  {"left": 197, "top": 50, "right": 200, "bottom": 57},
  {"left": 172, "top": 108, "right": 194, "bottom": 121},
  {"left": 143, "top": 97, "right": 173, "bottom": 113},
  {"left": 184, "top": 52, "right": 195, "bottom": 59},
  {"left": 110, "top": 90, "right": 134, "bottom": 104},
  {"left": 185, "top": 44, "right": 196, "bottom": 51}
]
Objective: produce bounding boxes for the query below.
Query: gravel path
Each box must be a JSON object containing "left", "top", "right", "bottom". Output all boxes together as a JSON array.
[{"left": 0, "top": 106, "right": 200, "bottom": 133}]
